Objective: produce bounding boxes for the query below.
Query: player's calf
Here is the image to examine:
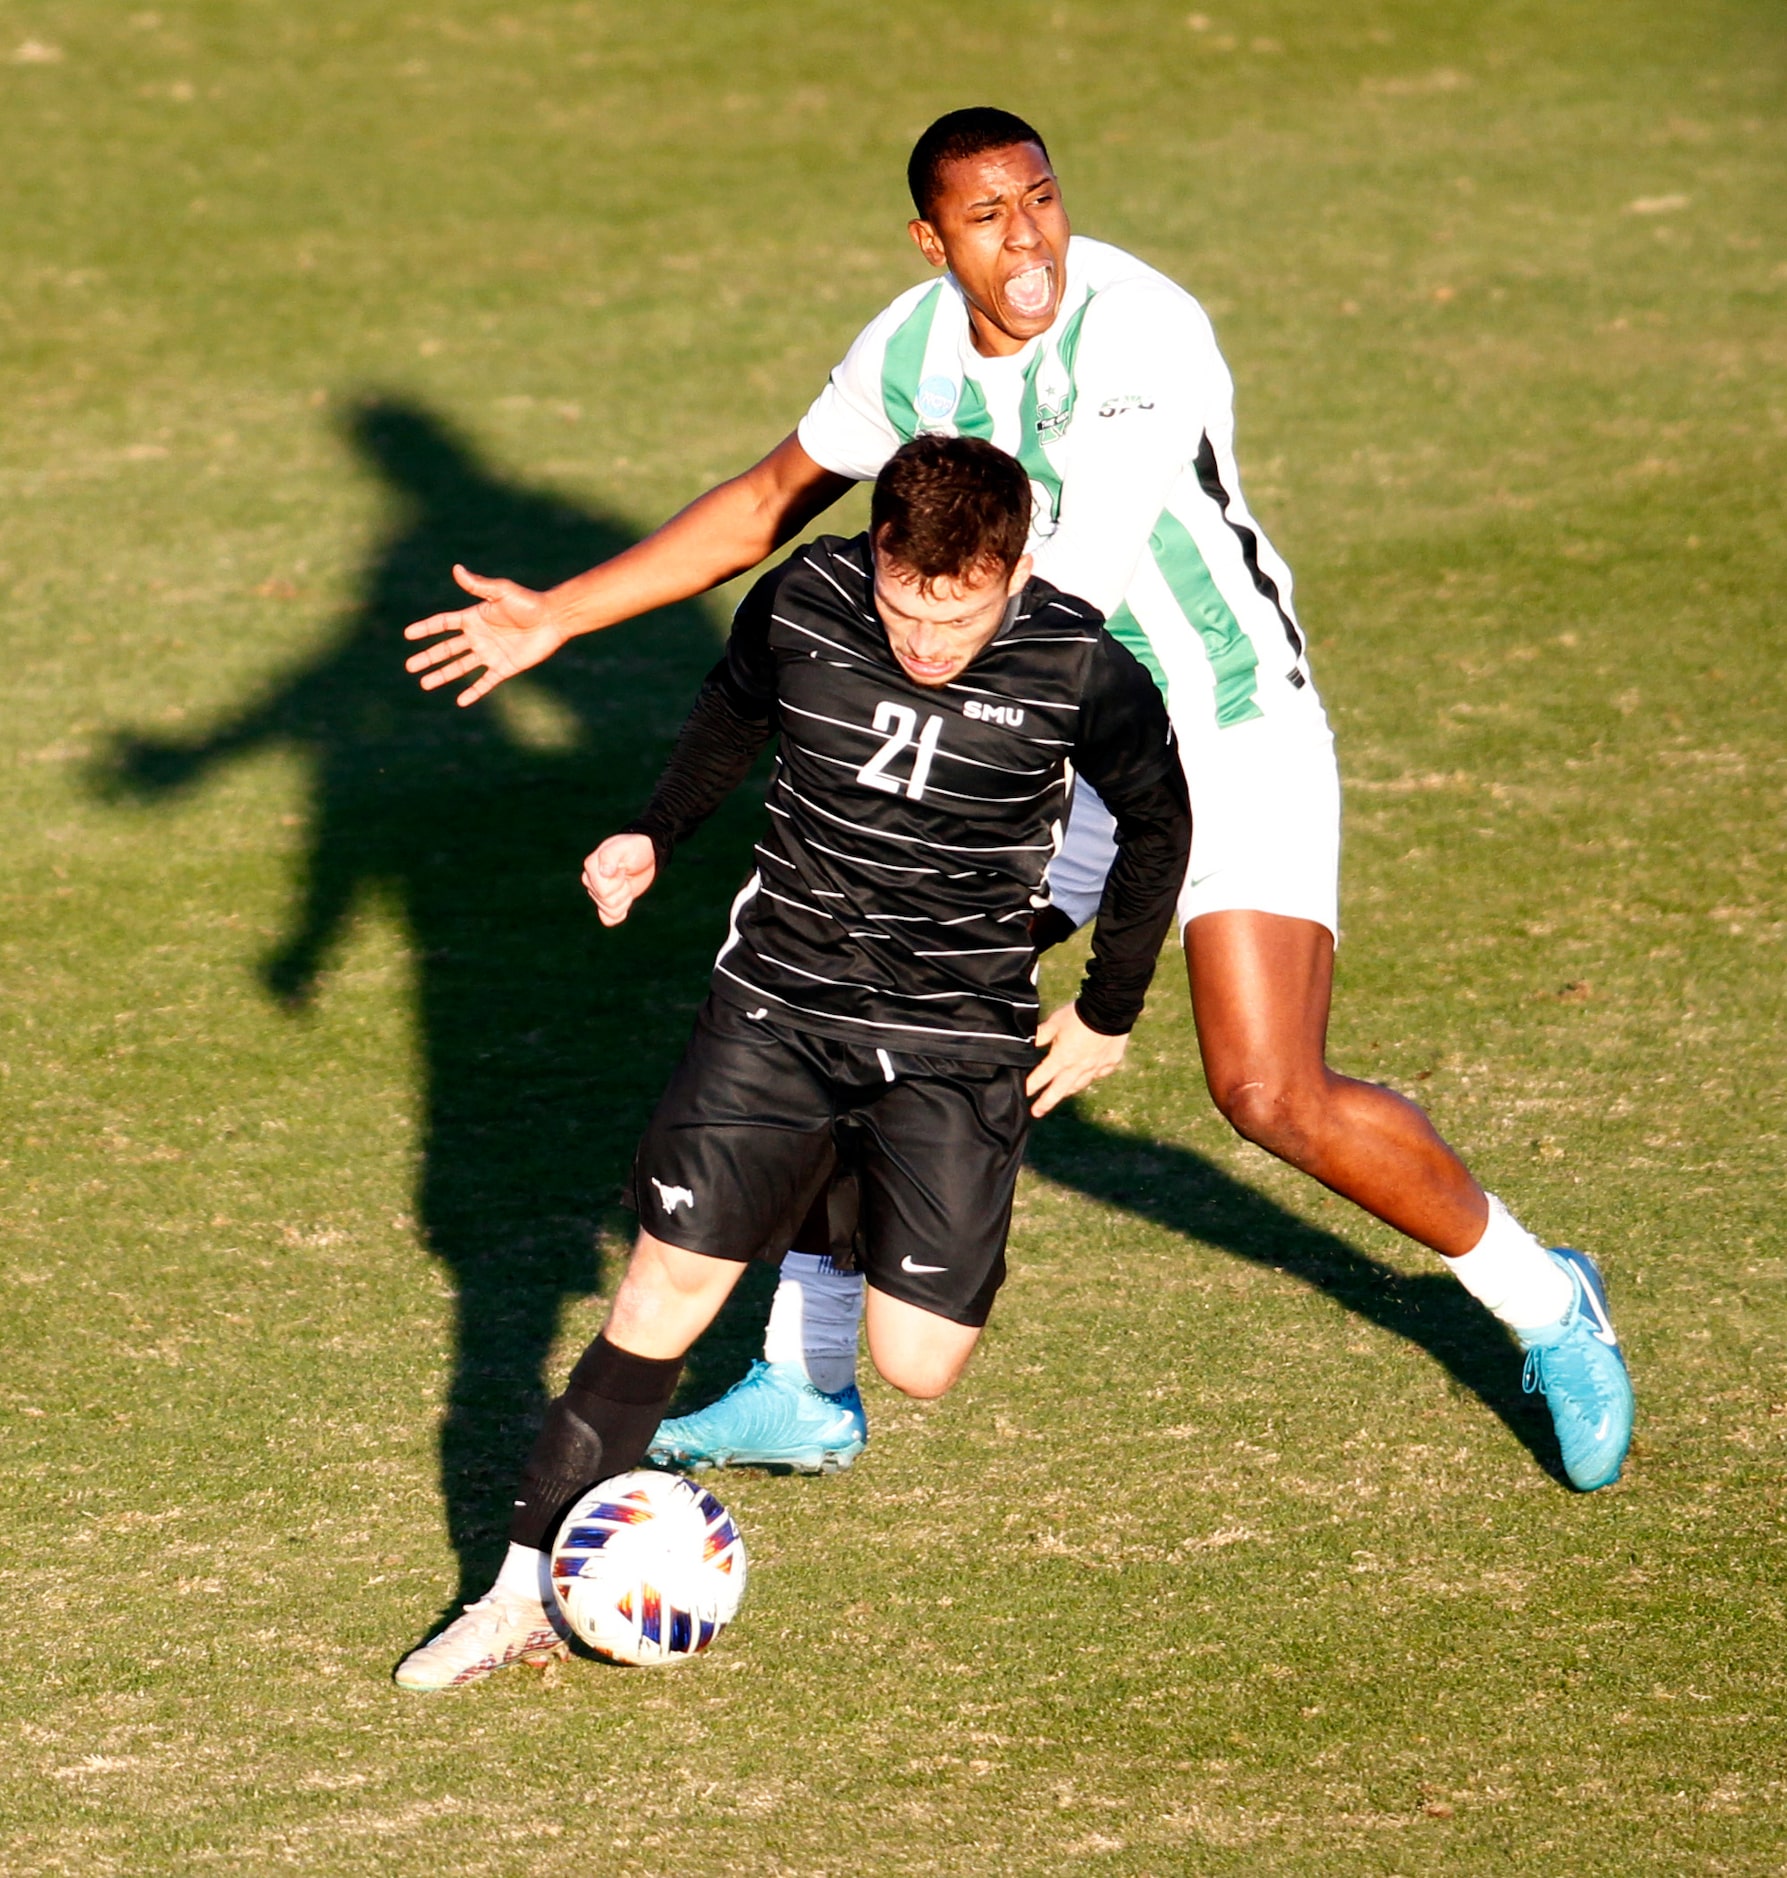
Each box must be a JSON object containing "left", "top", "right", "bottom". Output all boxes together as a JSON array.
[
  {"left": 510, "top": 1334, "right": 686, "bottom": 1549},
  {"left": 399, "top": 1331, "right": 687, "bottom": 1691}
]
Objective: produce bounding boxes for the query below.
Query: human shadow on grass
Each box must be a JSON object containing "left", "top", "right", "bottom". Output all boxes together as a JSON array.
[
  {"left": 98, "top": 395, "right": 775, "bottom": 1606},
  {"left": 1028, "top": 1104, "right": 1562, "bottom": 1479}
]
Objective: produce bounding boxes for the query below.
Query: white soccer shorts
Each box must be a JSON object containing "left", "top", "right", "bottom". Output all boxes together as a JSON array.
[{"left": 1048, "top": 690, "right": 1341, "bottom": 940}]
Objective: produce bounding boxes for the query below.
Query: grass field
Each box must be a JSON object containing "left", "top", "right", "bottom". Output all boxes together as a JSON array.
[{"left": 3, "top": 1, "right": 1785, "bottom": 1871}]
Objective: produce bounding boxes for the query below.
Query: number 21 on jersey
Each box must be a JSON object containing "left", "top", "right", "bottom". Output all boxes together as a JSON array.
[{"left": 856, "top": 701, "right": 944, "bottom": 801}]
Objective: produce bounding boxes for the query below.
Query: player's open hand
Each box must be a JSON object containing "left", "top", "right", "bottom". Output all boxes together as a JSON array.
[
  {"left": 1025, "top": 1003, "right": 1129, "bottom": 1118},
  {"left": 404, "top": 565, "right": 569, "bottom": 706},
  {"left": 583, "top": 833, "right": 658, "bottom": 927}
]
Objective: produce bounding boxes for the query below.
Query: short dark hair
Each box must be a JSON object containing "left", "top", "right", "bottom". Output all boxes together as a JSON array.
[
  {"left": 870, "top": 435, "right": 1031, "bottom": 590},
  {"left": 907, "top": 107, "right": 1051, "bottom": 220}
]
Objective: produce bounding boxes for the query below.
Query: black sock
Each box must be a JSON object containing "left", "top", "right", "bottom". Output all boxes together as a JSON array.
[{"left": 508, "top": 1335, "right": 683, "bottom": 1549}]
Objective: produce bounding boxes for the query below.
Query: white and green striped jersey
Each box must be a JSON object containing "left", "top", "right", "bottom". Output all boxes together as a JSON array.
[{"left": 798, "top": 236, "right": 1315, "bottom": 734}]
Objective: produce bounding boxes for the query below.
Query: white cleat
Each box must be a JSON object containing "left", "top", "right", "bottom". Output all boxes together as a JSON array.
[{"left": 393, "top": 1587, "right": 569, "bottom": 1693}]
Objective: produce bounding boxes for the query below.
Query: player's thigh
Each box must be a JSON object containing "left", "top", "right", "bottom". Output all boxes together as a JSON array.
[
  {"left": 1184, "top": 909, "right": 1334, "bottom": 1100},
  {"left": 852, "top": 1059, "right": 1030, "bottom": 1331},
  {"left": 1174, "top": 700, "right": 1340, "bottom": 1093},
  {"left": 632, "top": 997, "right": 838, "bottom": 1262},
  {"left": 862, "top": 1286, "right": 982, "bottom": 1400}
]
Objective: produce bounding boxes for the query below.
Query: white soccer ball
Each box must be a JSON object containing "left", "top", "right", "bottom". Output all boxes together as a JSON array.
[{"left": 549, "top": 1470, "right": 747, "bottom": 1666}]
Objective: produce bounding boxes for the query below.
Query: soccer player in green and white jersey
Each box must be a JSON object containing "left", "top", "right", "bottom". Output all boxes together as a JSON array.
[{"left": 405, "top": 108, "right": 1634, "bottom": 1493}]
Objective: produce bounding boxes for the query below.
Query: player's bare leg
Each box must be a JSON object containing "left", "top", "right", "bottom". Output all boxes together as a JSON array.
[
  {"left": 396, "top": 1231, "right": 745, "bottom": 1690},
  {"left": 863, "top": 1287, "right": 982, "bottom": 1399},
  {"left": 1183, "top": 910, "right": 1488, "bottom": 1253},
  {"left": 401, "top": 1234, "right": 998, "bottom": 1686},
  {"left": 605, "top": 1232, "right": 753, "bottom": 1358},
  {"left": 1185, "top": 909, "right": 1632, "bottom": 1488}
]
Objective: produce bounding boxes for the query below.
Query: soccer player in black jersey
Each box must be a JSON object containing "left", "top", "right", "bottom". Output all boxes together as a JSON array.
[{"left": 393, "top": 436, "right": 1190, "bottom": 1690}]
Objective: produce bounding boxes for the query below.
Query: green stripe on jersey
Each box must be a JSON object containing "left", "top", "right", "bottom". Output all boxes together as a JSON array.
[
  {"left": 1105, "top": 602, "right": 1170, "bottom": 702},
  {"left": 880, "top": 283, "right": 944, "bottom": 442},
  {"left": 1148, "top": 509, "right": 1263, "bottom": 726},
  {"left": 955, "top": 375, "right": 995, "bottom": 440}
]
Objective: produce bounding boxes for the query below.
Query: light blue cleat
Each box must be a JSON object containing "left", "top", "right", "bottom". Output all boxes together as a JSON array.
[
  {"left": 1519, "top": 1249, "right": 1635, "bottom": 1491},
  {"left": 649, "top": 1361, "right": 868, "bottom": 1474}
]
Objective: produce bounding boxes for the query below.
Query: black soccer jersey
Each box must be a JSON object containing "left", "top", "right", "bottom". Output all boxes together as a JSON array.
[{"left": 626, "top": 533, "right": 1190, "bottom": 1066}]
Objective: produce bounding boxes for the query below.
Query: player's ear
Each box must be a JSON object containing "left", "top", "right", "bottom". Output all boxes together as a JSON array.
[
  {"left": 909, "top": 218, "right": 947, "bottom": 268},
  {"left": 1006, "top": 553, "right": 1034, "bottom": 596}
]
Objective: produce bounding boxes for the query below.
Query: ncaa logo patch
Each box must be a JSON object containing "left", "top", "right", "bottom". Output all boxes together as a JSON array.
[{"left": 914, "top": 374, "right": 959, "bottom": 424}]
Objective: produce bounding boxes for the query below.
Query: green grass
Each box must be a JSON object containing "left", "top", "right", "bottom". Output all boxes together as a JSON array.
[{"left": 3, "top": 1, "right": 1784, "bottom": 1871}]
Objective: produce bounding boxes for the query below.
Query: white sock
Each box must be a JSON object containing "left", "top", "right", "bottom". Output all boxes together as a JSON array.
[
  {"left": 763, "top": 1252, "right": 864, "bottom": 1395},
  {"left": 1444, "top": 1195, "right": 1573, "bottom": 1331},
  {"left": 492, "top": 1541, "right": 549, "bottom": 1605}
]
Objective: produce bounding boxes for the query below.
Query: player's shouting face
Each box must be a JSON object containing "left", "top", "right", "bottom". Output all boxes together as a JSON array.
[
  {"left": 909, "top": 141, "right": 1070, "bottom": 358},
  {"left": 871, "top": 535, "right": 1033, "bottom": 689}
]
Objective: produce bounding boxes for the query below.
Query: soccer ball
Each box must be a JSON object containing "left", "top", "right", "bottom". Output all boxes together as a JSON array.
[{"left": 549, "top": 1470, "right": 747, "bottom": 1666}]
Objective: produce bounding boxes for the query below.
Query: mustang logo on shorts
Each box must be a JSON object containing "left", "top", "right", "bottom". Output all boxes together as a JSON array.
[{"left": 650, "top": 1178, "right": 695, "bottom": 1216}]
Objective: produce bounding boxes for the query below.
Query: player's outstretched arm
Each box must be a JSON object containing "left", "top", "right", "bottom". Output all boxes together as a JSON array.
[
  {"left": 1026, "top": 1003, "right": 1129, "bottom": 1117},
  {"left": 404, "top": 432, "right": 851, "bottom": 707},
  {"left": 582, "top": 833, "right": 658, "bottom": 927}
]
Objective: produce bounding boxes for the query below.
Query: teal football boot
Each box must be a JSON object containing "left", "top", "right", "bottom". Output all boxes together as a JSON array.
[
  {"left": 649, "top": 1361, "right": 868, "bottom": 1473},
  {"left": 1519, "top": 1249, "right": 1635, "bottom": 1491}
]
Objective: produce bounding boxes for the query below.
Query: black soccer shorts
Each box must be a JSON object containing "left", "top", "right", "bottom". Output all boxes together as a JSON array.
[{"left": 629, "top": 995, "right": 1031, "bottom": 1327}]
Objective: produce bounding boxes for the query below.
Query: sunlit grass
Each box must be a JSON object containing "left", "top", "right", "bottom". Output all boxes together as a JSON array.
[{"left": 1, "top": 2, "right": 1783, "bottom": 1871}]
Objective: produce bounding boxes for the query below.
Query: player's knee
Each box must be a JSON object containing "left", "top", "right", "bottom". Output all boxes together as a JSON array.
[
  {"left": 875, "top": 1359, "right": 956, "bottom": 1401},
  {"left": 1214, "top": 1072, "right": 1324, "bottom": 1163},
  {"left": 869, "top": 1341, "right": 972, "bottom": 1400},
  {"left": 611, "top": 1236, "right": 729, "bottom": 1330},
  {"left": 864, "top": 1290, "right": 982, "bottom": 1399}
]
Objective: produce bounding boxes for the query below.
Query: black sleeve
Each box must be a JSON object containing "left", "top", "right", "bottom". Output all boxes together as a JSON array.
[
  {"left": 622, "top": 566, "right": 781, "bottom": 867},
  {"left": 1067, "top": 631, "right": 1192, "bottom": 1036}
]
